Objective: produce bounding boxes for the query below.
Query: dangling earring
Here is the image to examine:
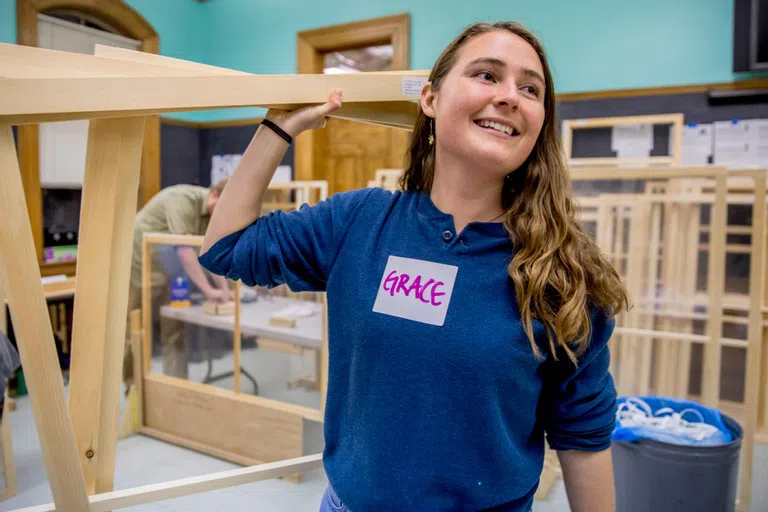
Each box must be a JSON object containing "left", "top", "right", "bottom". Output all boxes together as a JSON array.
[{"left": 428, "top": 118, "right": 435, "bottom": 145}]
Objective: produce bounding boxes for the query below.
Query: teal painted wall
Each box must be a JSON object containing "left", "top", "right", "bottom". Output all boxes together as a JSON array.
[
  {"left": 1, "top": 0, "right": 16, "bottom": 44},
  {"left": 205, "top": 0, "right": 741, "bottom": 91},
  {"left": 0, "top": 0, "right": 762, "bottom": 121},
  {"left": 193, "top": 0, "right": 750, "bottom": 121}
]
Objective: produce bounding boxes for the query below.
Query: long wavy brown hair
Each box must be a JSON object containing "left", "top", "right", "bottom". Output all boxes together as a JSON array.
[{"left": 400, "top": 21, "right": 629, "bottom": 363}]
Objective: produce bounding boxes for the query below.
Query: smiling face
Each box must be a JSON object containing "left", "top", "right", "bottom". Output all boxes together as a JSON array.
[{"left": 420, "top": 30, "right": 547, "bottom": 180}]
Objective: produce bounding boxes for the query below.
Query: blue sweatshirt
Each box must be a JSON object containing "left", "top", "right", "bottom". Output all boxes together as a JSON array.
[{"left": 199, "top": 188, "right": 617, "bottom": 512}]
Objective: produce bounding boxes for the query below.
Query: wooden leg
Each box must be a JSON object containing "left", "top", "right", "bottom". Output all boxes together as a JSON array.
[
  {"left": 68, "top": 117, "right": 147, "bottom": 494},
  {"left": 675, "top": 203, "right": 700, "bottom": 398},
  {"left": 0, "top": 124, "right": 90, "bottom": 511},
  {"left": 595, "top": 201, "right": 619, "bottom": 377},
  {"left": 761, "top": 205, "right": 768, "bottom": 437},
  {"left": 654, "top": 202, "right": 677, "bottom": 395},
  {"left": 701, "top": 175, "right": 727, "bottom": 406},
  {"left": 535, "top": 448, "right": 561, "bottom": 501},
  {"left": 131, "top": 310, "right": 144, "bottom": 430},
  {"left": 234, "top": 281, "right": 241, "bottom": 394},
  {"left": 320, "top": 295, "right": 329, "bottom": 415},
  {"left": 619, "top": 202, "right": 652, "bottom": 395},
  {"left": 0, "top": 389, "right": 16, "bottom": 501},
  {"left": 119, "top": 309, "right": 144, "bottom": 440}
]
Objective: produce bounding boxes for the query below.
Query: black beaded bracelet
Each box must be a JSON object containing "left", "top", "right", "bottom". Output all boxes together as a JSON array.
[{"left": 261, "top": 118, "right": 293, "bottom": 144}]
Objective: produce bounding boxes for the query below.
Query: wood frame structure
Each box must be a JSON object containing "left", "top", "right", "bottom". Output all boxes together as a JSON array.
[
  {"left": 561, "top": 113, "right": 684, "bottom": 167},
  {"left": 137, "top": 183, "right": 329, "bottom": 473},
  {"left": 0, "top": 43, "right": 422, "bottom": 510},
  {"left": 367, "top": 168, "right": 403, "bottom": 190},
  {"left": 0, "top": 277, "right": 17, "bottom": 503},
  {"left": 567, "top": 165, "right": 766, "bottom": 509},
  {"left": 262, "top": 180, "right": 329, "bottom": 213},
  {"left": 17, "top": 0, "right": 162, "bottom": 275}
]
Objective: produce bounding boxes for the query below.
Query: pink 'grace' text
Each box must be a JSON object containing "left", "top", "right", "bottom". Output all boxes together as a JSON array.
[{"left": 382, "top": 270, "right": 445, "bottom": 306}]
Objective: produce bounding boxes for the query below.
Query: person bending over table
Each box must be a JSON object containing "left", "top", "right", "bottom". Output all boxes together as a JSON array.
[{"left": 123, "top": 180, "right": 232, "bottom": 388}]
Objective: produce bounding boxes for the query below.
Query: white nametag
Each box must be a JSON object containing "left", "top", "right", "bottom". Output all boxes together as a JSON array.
[
  {"left": 401, "top": 76, "right": 428, "bottom": 97},
  {"left": 372, "top": 256, "right": 458, "bottom": 326}
]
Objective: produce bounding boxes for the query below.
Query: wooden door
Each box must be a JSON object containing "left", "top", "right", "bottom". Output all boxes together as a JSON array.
[
  {"left": 314, "top": 119, "right": 409, "bottom": 194},
  {"left": 296, "top": 14, "right": 411, "bottom": 195}
]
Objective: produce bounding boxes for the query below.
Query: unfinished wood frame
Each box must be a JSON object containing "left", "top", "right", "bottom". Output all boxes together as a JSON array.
[
  {"left": 570, "top": 165, "right": 765, "bottom": 508},
  {"left": 69, "top": 116, "right": 147, "bottom": 494},
  {"left": 17, "top": 0, "right": 161, "bottom": 272},
  {"left": 367, "top": 168, "right": 403, "bottom": 191},
  {"left": 262, "top": 180, "right": 329, "bottom": 213},
  {"left": 561, "top": 113, "right": 684, "bottom": 167},
  {"left": 0, "top": 389, "right": 16, "bottom": 503},
  {"left": 0, "top": 277, "right": 16, "bottom": 503},
  {"left": 0, "top": 42, "right": 424, "bottom": 511},
  {"left": 139, "top": 224, "right": 327, "bottom": 479}
]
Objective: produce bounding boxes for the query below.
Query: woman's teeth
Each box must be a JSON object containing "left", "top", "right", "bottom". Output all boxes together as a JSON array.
[{"left": 476, "top": 119, "right": 518, "bottom": 136}]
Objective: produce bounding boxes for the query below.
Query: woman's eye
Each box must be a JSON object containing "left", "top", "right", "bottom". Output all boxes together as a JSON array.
[
  {"left": 522, "top": 85, "right": 541, "bottom": 97},
  {"left": 475, "top": 71, "right": 495, "bottom": 81}
]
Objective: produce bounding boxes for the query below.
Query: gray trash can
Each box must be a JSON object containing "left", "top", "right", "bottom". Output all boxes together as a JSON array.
[{"left": 612, "top": 414, "right": 742, "bottom": 512}]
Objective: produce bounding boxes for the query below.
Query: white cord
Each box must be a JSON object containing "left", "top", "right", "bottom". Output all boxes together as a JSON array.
[{"left": 616, "top": 397, "right": 720, "bottom": 443}]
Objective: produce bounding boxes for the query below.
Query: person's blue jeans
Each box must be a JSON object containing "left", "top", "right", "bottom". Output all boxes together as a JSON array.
[{"left": 319, "top": 483, "right": 351, "bottom": 511}]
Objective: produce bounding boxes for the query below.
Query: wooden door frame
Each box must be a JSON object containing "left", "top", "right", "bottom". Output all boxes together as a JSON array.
[
  {"left": 295, "top": 13, "right": 410, "bottom": 182},
  {"left": 16, "top": 0, "right": 161, "bottom": 274}
]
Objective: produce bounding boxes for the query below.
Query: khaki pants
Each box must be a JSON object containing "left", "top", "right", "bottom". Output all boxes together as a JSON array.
[{"left": 123, "top": 276, "right": 187, "bottom": 386}]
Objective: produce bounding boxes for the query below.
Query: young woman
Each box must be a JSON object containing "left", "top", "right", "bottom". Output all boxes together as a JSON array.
[{"left": 199, "top": 21, "right": 628, "bottom": 512}]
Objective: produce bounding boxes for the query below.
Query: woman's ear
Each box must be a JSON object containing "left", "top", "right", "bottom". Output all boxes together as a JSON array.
[{"left": 420, "top": 81, "right": 437, "bottom": 119}]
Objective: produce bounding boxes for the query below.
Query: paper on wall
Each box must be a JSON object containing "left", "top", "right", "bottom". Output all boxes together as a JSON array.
[
  {"left": 712, "top": 119, "right": 768, "bottom": 167},
  {"left": 611, "top": 124, "right": 652, "bottom": 159},
  {"left": 682, "top": 123, "right": 713, "bottom": 165},
  {"left": 752, "top": 119, "right": 768, "bottom": 168},
  {"left": 272, "top": 165, "right": 292, "bottom": 183},
  {"left": 211, "top": 153, "right": 243, "bottom": 184},
  {"left": 212, "top": 155, "right": 293, "bottom": 185}
]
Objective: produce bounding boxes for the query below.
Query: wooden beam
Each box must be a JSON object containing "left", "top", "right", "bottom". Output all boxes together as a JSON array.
[
  {"left": 701, "top": 173, "right": 727, "bottom": 406},
  {"left": 0, "top": 125, "right": 90, "bottom": 511},
  {"left": 0, "top": 388, "right": 17, "bottom": 502},
  {"left": 10, "top": 454, "right": 324, "bottom": 512},
  {"left": 142, "top": 374, "right": 310, "bottom": 466},
  {"left": 562, "top": 113, "right": 684, "bottom": 129},
  {"left": 0, "top": 70, "right": 424, "bottom": 125},
  {"left": 143, "top": 233, "right": 204, "bottom": 246},
  {"left": 562, "top": 114, "right": 684, "bottom": 166},
  {"left": 0, "top": 43, "right": 218, "bottom": 79},
  {"left": 108, "top": 46, "right": 417, "bottom": 131},
  {"left": 68, "top": 117, "right": 147, "bottom": 494},
  {"left": 233, "top": 281, "right": 241, "bottom": 394},
  {"left": 737, "top": 169, "right": 766, "bottom": 508},
  {"left": 95, "top": 44, "right": 246, "bottom": 76},
  {"left": 568, "top": 156, "right": 675, "bottom": 167},
  {"left": 556, "top": 76, "right": 768, "bottom": 102},
  {"left": 16, "top": 125, "right": 43, "bottom": 262},
  {"left": 330, "top": 101, "right": 418, "bottom": 129},
  {"left": 130, "top": 309, "right": 144, "bottom": 430},
  {"left": 569, "top": 165, "right": 729, "bottom": 181},
  {"left": 0, "top": 275, "right": 14, "bottom": 502},
  {"left": 133, "top": 35, "right": 163, "bottom": 208}
]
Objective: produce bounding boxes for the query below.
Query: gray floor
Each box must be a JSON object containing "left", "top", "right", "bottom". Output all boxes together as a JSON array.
[{"left": 0, "top": 346, "right": 765, "bottom": 511}]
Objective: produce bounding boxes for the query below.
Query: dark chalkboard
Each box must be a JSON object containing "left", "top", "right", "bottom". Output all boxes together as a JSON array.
[{"left": 160, "top": 121, "right": 294, "bottom": 189}]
